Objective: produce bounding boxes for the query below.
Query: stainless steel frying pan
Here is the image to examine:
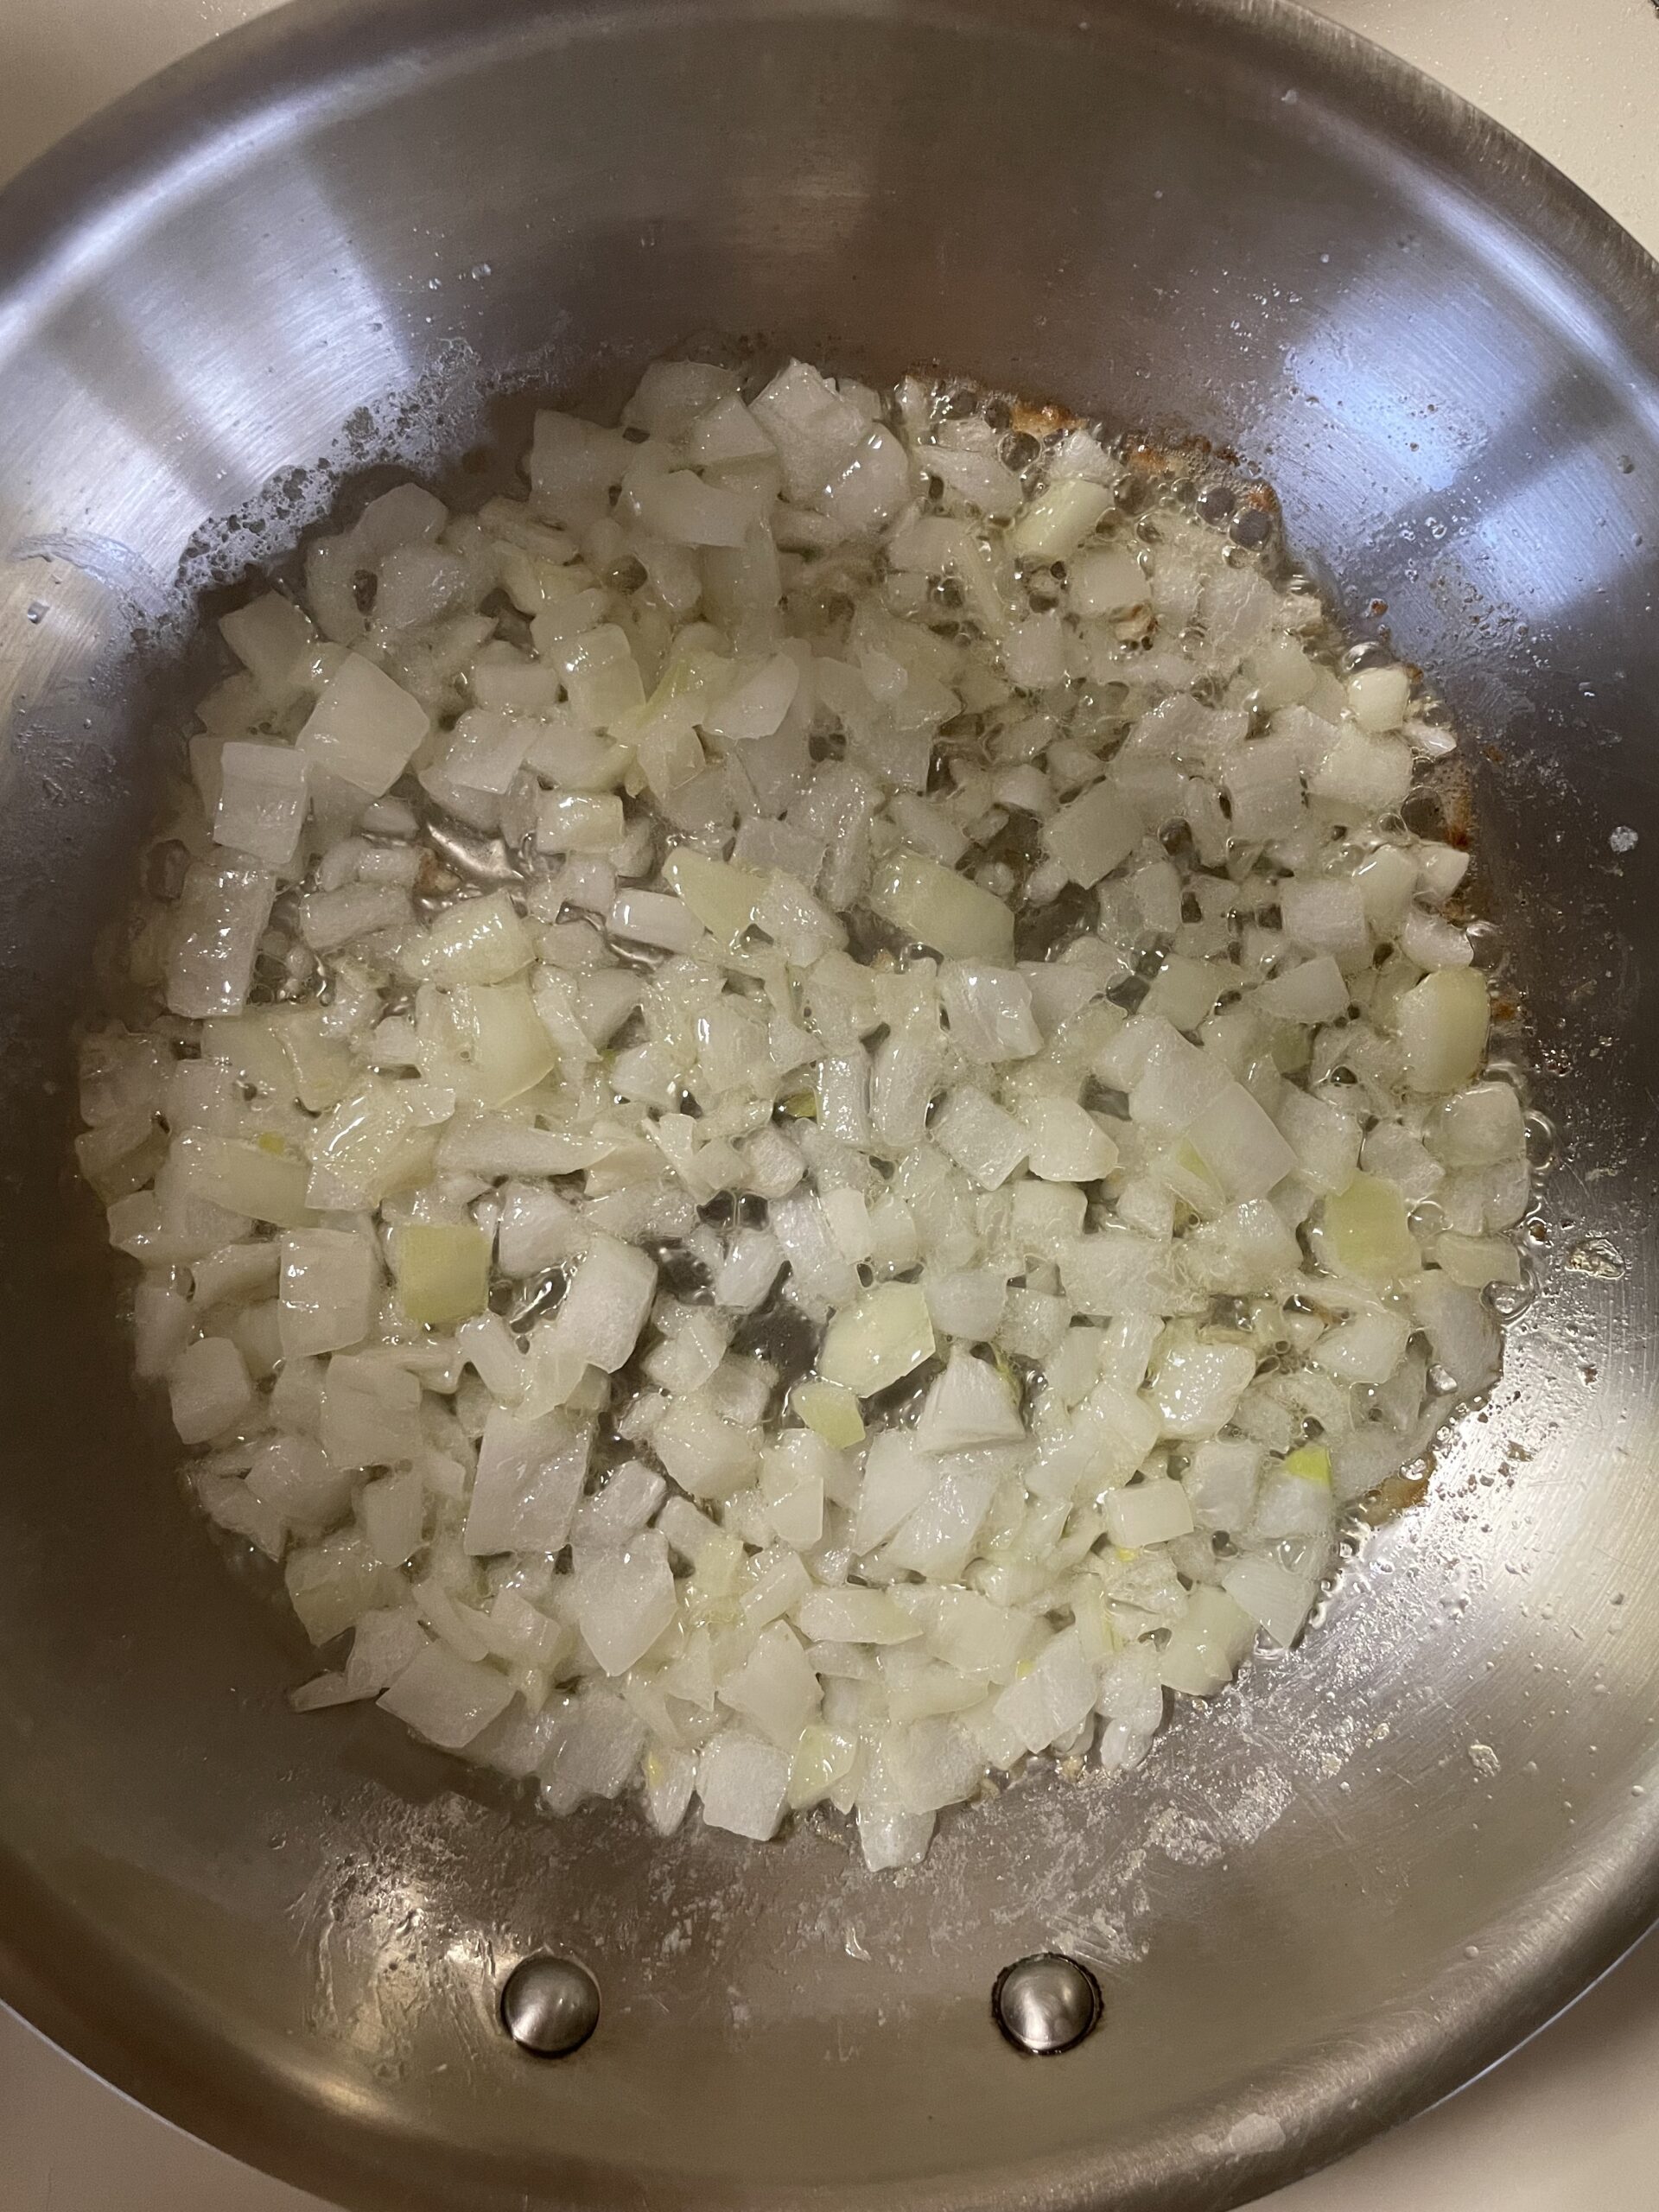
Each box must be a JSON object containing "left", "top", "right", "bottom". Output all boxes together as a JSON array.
[{"left": 1, "top": 3, "right": 1656, "bottom": 2206}]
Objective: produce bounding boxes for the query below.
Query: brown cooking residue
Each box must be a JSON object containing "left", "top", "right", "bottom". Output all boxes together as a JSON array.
[
  {"left": 1360, "top": 1460, "right": 1436, "bottom": 1525},
  {"left": 1009, "top": 396, "right": 1081, "bottom": 437}
]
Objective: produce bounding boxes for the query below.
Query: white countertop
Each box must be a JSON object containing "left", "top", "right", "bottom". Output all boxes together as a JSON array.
[{"left": 2, "top": 2, "right": 1657, "bottom": 2206}]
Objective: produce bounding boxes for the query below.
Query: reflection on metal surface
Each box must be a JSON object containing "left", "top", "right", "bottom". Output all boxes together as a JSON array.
[
  {"left": 993, "top": 1955, "right": 1102, "bottom": 2056},
  {"left": 0, "top": 3, "right": 1656, "bottom": 2210},
  {"left": 499, "top": 1955, "right": 601, "bottom": 2058}
]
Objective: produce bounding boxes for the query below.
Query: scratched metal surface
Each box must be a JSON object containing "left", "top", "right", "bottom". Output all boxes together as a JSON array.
[{"left": 0, "top": 3, "right": 1656, "bottom": 2209}]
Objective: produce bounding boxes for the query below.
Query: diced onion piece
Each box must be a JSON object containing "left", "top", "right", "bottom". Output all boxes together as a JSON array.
[
  {"left": 1183, "top": 1440, "right": 1262, "bottom": 1534},
  {"left": 1002, "top": 613, "right": 1067, "bottom": 690},
  {"left": 1223, "top": 736, "right": 1304, "bottom": 842},
  {"left": 1060, "top": 1229, "right": 1179, "bottom": 1317},
  {"left": 1041, "top": 779, "right": 1140, "bottom": 888},
  {"left": 1219, "top": 1555, "right": 1317, "bottom": 1648},
  {"left": 379, "top": 1644, "right": 515, "bottom": 1749},
  {"left": 749, "top": 360, "right": 867, "bottom": 503},
  {"left": 286, "top": 1533, "right": 404, "bottom": 1646},
  {"left": 464, "top": 1407, "right": 589, "bottom": 1555},
  {"left": 925, "top": 1266, "right": 1009, "bottom": 1341},
  {"left": 624, "top": 360, "right": 741, "bottom": 437},
  {"left": 664, "top": 848, "right": 765, "bottom": 944},
  {"left": 556, "top": 625, "right": 646, "bottom": 728},
  {"left": 849, "top": 1431, "right": 932, "bottom": 1554},
  {"left": 537, "top": 792, "right": 625, "bottom": 853},
  {"left": 1253, "top": 956, "right": 1348, "bottom": 1025},
  {"left": 306, "top": 1083, "right": 453, "bottom": 1212},
  {"left": 760, "top": 1445, "right": 827, "bottom": 1548},
  {"left": 321, "top": 1352, "right": 423, "bottom": 1470},
  {"left": 1398, "top": 905, "right": 1473, "bottom": 971},
  {"left": 653, "top": 1394, "right": 758, "bottom": 1498},
  {"left": 524, "top": 716, "right": 631, "bottom": 791},
  {"left": 788, "top": 1725, "right": 861, "bottom": 1811},
  {"left": 881, "top": 1459, "right": 1001, "bottom": 1579},
  {"left": 938, "top": 963, "right": 1040, "bottom": 1061},
  {"left": 1067, "top": 546, "right": 1144, "bottom": 617},
  {"left": 820, "top": 1284, "right": 935, "bottom": 1397},
  {"left": 1184, "top": 1084, "right": 1297, "bottom": 1201},
  {"left": 686, "top": 393, "right": 775, "bottom": 465},
  {"left": 1019, "top": 1096, "right": 1119, "bottom": 1181},
  {"left": 697, "top": 1732, "right": 791, "bottom": 1840},
  {"left": 551, "top": 1237, "right": 657, "bottom": 1372},
  {"left": 219, "top": 592, "right": 315, "bottom": 696},
  {"left": 1408, "top": 1274, "right": 1501, "bottom": 1395},
  {"left": 280, "top": 1227, "right": 376, "bottom": 1358},
  {"left": 720, "top": 1622, "right": 822, "bottom": 1747},
  {"left": 1416, "top": 842, "right": 1471, "bottom": 901},
  {"left": 925, "top": 442, "right": 1022, "bottom": 516},
  {"left": 1274, "top": 1087, "right": 1362, "bottom": 1195},
  {"left": 714, "top": 1227, "right": 786, "bottom": 1314},
  {"left": 1397, "top": 967, "right": 1490, "bottom": 1092},
  {"left": 166, "top": 860, "right": 276, "bottom": 1020},
  {"left": 1009, "top": 478, "right": 1114, "bottom": 561},
  {"left": 1313, "top": 1306, "right": 1412, "bottom": 1383},
  {"left": 420, "top": 891, "right": 534, "bottom": 984},
  {"left": 914, "top": 1351, "right": 1023, "bottom": 1453},
  {"left": 608, "top": 888, "right": 706, "bottom": 953},
  {"left": 856, "top": 1796, "right": 936, "bottom": 1871},
  {"left": 1123, "top": 1022, "right": 1230, "bottom": 1134},
  {"left": 1283, "top": 1445, "right": 1333, "bottom": 1488},
  {"left": 451, "top": 982, "right": 557, "bottom": 1106},
  {"left": 394, "top": 1222, "right": 490, "bottom": 1325},
  {"left": 820, "top": 423, "right": 912, "bottom": 534},
  {"left": 1353, "top": 845, "right": 1419, "bottom": 931},
  {"left": 214, "top": 741, "right": 309, "bottom": 868},
  {"left": 1159, "top": 1585, "right": 1256, "bottom": 1696},
  {"left": 820, "top": 1185, "right": 874, "bottom": 1263},
  {"left": 538, "top": 1688, "right": 648, "bottom": 1811},
  {"left": 575, "top": 1531, "right": 677, "bottom": 1675},
  {"left": 1310, "top": 728, "right": 1412, "bottom": 812},
  {"left": 1103, "top": 1477, "right": 1194, "bottom": 1548},
  {"left": 630, "top": 469, "right": 753, "bottom": 547},
  {"left": 795, "top": 1586, "right": 922, "bottom": 1645},
  {"left": 1280, "top": 879, "right": 1370, "bottom": 966},
  {"left": 168, "top": 1335, "right": 254, "bottom": 1446},
  {"left": 791, "top": 1378, "right": 865, "bottom": 1447},
  {"left": 931, "top": 1087, "right": 1029, "bottom": 1189},
  {"left": 296, "top": 652, "right": 429, "bottom": 797},
  {"left": 1148, "top": 1338, "right": 1257, "bottom": 1439},
  {"left": 1432, "top": 1231, "right": 1523, "bottom": 1289},
  {"left": 702, "top": 652, "right": 801, "bottom": 742},
  {"left": 869, "top": 850, "right": 1014, "bottom": 960},
  {"left": 134, "top": 1281, "right": 191, "bottom": 1378},
  {"left": 994, "top": 1629, "right": 1096, "bottom": 1753},
  {"left": 362, "top": 1469, "right": 425, "bottom": 1567},
  {"left": 297, "top": 883, "right": 410, "bottom": 952},
  {"left": 172, "top": 1131, "right": 315, "bottom": 1229},
  {"left": 422, "top": 708, "right": 533, "bottom": 804},
  {"left": 1428, "top": 1082, "right": 1523, "bottom": 1167},
  {"left": 1323, "top": 1172, "right": 1416, "bottom": 1281},
  {"left": 1345, "top": 664, "right": 1411, "bottom": 732}
]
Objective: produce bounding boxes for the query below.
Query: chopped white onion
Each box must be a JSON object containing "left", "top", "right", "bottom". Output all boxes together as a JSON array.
[
  {"left": 296, "top": 652, "right": 429, "bottom": 798},
  {"left": 86, "top": 354, "right": 1527, "bottom": 1872}
]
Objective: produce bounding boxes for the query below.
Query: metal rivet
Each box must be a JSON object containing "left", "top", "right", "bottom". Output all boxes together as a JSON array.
[
  {"left": 499, "top": 1954, "right": 601, "bottom": 2057},
  {"left": 993, "top": 1953, "right": 1102, "bottom": 2056}
]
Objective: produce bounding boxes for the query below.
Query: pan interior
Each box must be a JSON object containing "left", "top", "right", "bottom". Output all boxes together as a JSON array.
[{"left": 0, "top": 4, "right": 1656, "bottom": 2209}]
